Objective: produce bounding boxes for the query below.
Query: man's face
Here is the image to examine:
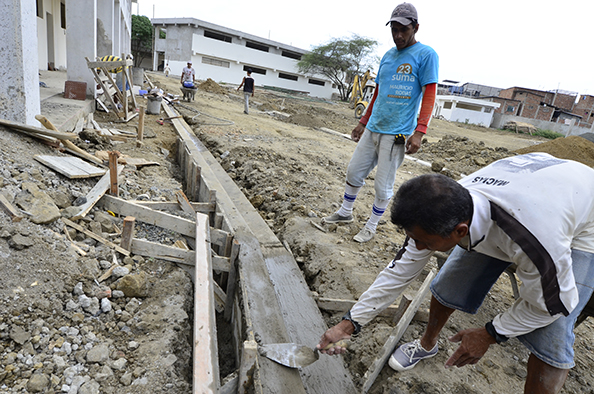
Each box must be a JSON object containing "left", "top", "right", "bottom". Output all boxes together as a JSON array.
[
  {"left": 187, "top": 63, "right": 192, "bottom": 67},
  {"left": 391, "top": 21, "right": 417, "bottom": 50},
  {"left": 405, "top": 225, "right": 461, "bottom": 252}
]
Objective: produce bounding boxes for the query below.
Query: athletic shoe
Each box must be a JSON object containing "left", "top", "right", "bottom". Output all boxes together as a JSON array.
[
  {"left": 388, "top": 339, "right": 438, "bottom": 372},
  {"left": 322, "top": 212, "right": 354, "bottom": 224},
  {"left": 353, "top": 227, "right": 375, "bottom": 243}
]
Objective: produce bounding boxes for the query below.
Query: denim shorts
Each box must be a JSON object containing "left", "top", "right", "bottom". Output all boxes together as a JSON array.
[{"left": 431, "top": 246, "right": 594, "bottom": 369}]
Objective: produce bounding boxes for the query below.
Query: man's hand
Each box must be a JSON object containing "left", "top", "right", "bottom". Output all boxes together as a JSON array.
[
  {"left": 317, "top": 320, "right": 353, "bottom": 355},
  {"left": 351, "top": 123, "right": 365, "bottom": 142},
  {"left": 445, "top": 327, "right": 496, "bottom": 368},
  {"left": 405, "top": 131, "right": 424, "bottom": 154}
]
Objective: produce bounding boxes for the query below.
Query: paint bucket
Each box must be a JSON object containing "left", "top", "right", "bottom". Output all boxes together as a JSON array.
[{"left": 146, "top": 96, "right": 162, "bottom": 115}]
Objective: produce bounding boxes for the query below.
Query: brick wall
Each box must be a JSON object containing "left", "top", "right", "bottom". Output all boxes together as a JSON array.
[{"left": 573, "top": 95, "right": 594, "bottom": 126}]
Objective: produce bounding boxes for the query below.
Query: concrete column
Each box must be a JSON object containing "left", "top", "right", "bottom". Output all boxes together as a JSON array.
[
  {"left": 113, "top": 1, "right": 121, "bottom": 56},
  {"left": 97, "top": 0, "right": 115, "bottom": 57},
  {"left": 0, "top": 0, "right": 40, "bottom": 124},
  {"left": 66, "top": 0, "right": 97, "bottom": 96}
]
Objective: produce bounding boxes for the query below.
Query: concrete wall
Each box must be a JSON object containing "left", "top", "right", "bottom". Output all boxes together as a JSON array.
[
  {"left": 492, "top": 113, "right": 592, "bottom": 136},
  {"left": 1, "top": 0, "right": 40, "bottom": 124}
]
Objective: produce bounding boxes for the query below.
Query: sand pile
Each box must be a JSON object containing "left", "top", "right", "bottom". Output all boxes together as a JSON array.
[
  {"left": 515, "top": 134, "right": 594, "bottom": 167},
  {"left": 198, "top": 78, "right": 227, "bottom": 94}
]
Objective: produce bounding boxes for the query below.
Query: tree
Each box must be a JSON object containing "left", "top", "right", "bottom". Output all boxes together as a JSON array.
[
  {"left": 297, "top": 35, "right": 379, "bottom": 101},
  {"left": 131, "top": 15, "right": 153, "bottom": 68}
]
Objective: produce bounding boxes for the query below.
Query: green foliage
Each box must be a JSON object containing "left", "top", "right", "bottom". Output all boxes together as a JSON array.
[
  {"left": 534, "top": 129, "right": 564, "bottom": 139},
  {"left": 131, "top": 15, "right": 153, "bottom": 67},
  {"left": 297, "top": 35, "right": 379, "bottom": 101},
  {"left": 159, "top": 30, "right": 166, "bottom": 39}
]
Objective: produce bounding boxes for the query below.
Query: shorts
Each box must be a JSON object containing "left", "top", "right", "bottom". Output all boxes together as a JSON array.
[{"left": 431, "top": 246, "right": 594, "bottom": 369}]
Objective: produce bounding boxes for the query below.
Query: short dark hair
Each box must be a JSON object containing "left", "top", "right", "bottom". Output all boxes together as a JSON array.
[
  {"left": 247, "top": 68, "right": 252, "bottom": 73},
  {"left": 391, "top": 174, "right": 472, "bottom": 237}
]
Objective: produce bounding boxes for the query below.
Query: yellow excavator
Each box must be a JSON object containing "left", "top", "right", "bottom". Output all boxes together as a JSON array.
[{"left": 349, "top": 70, "right": 376, "bottom": 119}]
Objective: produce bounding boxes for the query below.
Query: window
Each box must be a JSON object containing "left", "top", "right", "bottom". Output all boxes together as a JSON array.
[
  {"left": 202, "top": 57, "right": 230, "bottom": 68},
  {"left": 243, "top": 65, "right": 266, "bottom": 75},
  {"left": 278, "top": 72, "right": 298, "bottom": 81},
  {"left": 282, "top": 51, "right": 301, "bottom": 60},
  {"left": 456, "top": 103, "right": 482, "bottom": 112},
  {"left": 60, "top": 2, "right": 66, "bottom": 29},
  {"left": 204, "top": 30, "right": 232, "bottom": 43},
  {"left": 484, "top": 107, "right": 492, "bottom": 113},
  {"left": 444, "top": 102, "right": 453, "bottom": 109},
  {"left": 159, "top": 28, "right": 166, "bottom": 39},
  {"left": 308, "top": 79, "right": 325, "bottom": 86},
  {"left": 506, "top": 105, "right": 515, "bottom": 112},
  {"left": 246, "top": 41, "right": 269, "bottom": 52},
  {"left": 36, "top": 0, "right": 43, "bottom": 18}
]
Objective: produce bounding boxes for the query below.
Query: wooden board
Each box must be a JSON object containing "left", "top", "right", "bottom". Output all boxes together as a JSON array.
[
  {"left": 0, "top": 118, "right": 77, "bottom": 140},
  {"left": 62, "top": 218, "right": 130, "bottom": 256},
  {"left": 193, "top": 213, "right": 220, "bottom": 393},
  {"left": 70, "top": 165, "right": 124, "bottom": 220},
  {"left": 360, "top": 269, "right": 437, "bottom": 394},
  {"left": 34, "top": 155, "right": 106, "bottom": 179}
]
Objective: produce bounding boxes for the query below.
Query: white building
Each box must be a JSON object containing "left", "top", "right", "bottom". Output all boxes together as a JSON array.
[
  {"left": 152, "top": 18, "right": 338, "bottom": 99},
  {"left": 0, "top": 0, "right": 135, "bottom": 125},
  {"left": 433, "top": 95, "right": 501, "bottom": 127}
]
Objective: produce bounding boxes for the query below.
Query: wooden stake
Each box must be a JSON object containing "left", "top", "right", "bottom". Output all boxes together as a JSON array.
[
  {"left": 224, "top": 240, "right": 241, "bottom": 322},
  {"left": 360, "top": 269, "right": 437, "bottom": 394},
  {"left": 120, "top": 216, "right": 136, "bottom": 251},
  {"left": 108, "top": 151, "right": 120, "bottom": 196},
  {"left": 238, "top": 340, "right": 258, "bottom": 394},
  {"left": 137, "top": 106, "right": 145, "bottom": 148}
]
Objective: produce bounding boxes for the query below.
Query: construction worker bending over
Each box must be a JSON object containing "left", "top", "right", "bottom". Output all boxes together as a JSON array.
[{"left": 319, "top": 152, "right": 594, "bottom": 394}]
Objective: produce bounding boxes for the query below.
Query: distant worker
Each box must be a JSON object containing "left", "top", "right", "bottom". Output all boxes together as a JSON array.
[
  {"left": 322, "top": 2, "right": 438, "bottom": 243},
  {"left": 164, "top": 63, "right": 171, "bottom": 77},
  {"left": 181, "top": 61, "right": 195, "bottom": 88},
  {"left": 237, "top": 68, "right": 255, "bottom": 114}
]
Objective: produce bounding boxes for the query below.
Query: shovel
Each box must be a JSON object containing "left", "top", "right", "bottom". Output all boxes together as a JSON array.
[{"left": 259, "top": 340, "right": 348, "bottom": 368}]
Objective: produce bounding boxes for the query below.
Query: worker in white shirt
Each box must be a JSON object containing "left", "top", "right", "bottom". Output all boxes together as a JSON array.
[{"left": 319, "top": 152, "right": 594, "bottom": 394}]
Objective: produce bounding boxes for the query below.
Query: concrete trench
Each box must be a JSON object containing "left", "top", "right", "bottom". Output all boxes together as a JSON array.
[{"left": 163, "top": 102, "right": 357, "bottom": 394}]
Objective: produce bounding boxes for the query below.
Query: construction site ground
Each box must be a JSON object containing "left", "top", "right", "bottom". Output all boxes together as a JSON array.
[{"left": 1, "top": 70, "right": 594, "bottom": 393}]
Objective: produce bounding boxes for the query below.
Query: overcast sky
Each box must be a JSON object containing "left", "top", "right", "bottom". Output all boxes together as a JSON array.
[{"left": 136, "top": 0, "right": 594, "bottom": 97}]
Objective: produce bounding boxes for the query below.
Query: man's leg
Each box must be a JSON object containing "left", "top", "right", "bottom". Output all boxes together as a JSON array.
[
  {"left": 524, "top": 354, "right": 568, "bottom": 394},
  {"left": 323, "top": 130, "right": 377, "bottom": 224},
  {"left": 244, "top": 92, "right": 249, "bottom": 114},
  {"left": 420, "top": 296, "right": 455, "bottom": 350}
]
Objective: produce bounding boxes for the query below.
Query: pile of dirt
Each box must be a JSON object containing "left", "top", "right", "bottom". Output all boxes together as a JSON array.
[
  {"left": 415, "top": 134, "right": 515, "bottom": 178},
  {"left": 197, "top": 78, "right": 227, "bottom": 95},
  {"left": 515, "top": 134, "right": 594, "bottom": 167}
]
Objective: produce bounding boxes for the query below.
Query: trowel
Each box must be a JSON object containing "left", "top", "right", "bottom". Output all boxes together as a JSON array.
[{"left": 259, "top": 340, "right": 348, "bottom": 368}]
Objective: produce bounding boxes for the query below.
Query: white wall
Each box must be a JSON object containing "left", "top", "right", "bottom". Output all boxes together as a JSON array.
[
  {"left": 37, "top": 0, "right": 67, "bottom": 70},
  {"left": 434, "top": 96, "right": 499, "bottom": 127}
]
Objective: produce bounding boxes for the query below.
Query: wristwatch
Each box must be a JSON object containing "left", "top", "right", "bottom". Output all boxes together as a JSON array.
[{"left": 342, "top": 310, "right": 361, "bottom": 335}]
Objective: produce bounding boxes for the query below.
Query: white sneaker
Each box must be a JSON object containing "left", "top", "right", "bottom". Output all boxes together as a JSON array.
[{"left": 353, "top": 227, "right": 375, "bottom": 243}]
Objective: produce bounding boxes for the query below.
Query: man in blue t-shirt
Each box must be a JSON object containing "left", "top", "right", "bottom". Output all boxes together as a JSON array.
[{"left": 322, "top": 2, "right": 439, "bottom": 243}]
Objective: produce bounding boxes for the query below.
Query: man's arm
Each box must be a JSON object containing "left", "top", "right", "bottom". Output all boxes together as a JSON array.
[
  {"left": 237, "top": 77, "right": 245, "bottom": 91},
  {"left": 318, "top": 238, "right": 433, "bottom": 353},
  {"left": 405, "top": 83, "right": 436, "bottom": 154}
]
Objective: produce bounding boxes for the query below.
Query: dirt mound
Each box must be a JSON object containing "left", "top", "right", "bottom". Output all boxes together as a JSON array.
[
  {"left": 197, "top": 78, "right": 227, "bottom": 94},
  {"left": 514, "top": 135, "right": 594, "bottom": 167},
  {"left": 416, "top": 134, "right": 515, "bottom": 178}
]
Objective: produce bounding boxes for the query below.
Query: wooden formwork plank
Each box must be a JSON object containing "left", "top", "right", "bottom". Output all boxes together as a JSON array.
[
  {"left": 224, "top": 239, "right": 241, "bottom": 321},
  {"left": 131, "top": 238, "right": 230, "bottom": 272},
  {"left": 360, "top": 269, "right": 437, "bottom": 394},
  {"left": 193, "top": 212, "right": 219, "bottom": 393},
  {"left": 99, "top": 195, "right": 196, "bottom": 238},
  {"left": 238, "top": 340, "right": 258, "bottom": 394},
  {"left": 70, "top": 165, "right": 124, "bottom": 220}
]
